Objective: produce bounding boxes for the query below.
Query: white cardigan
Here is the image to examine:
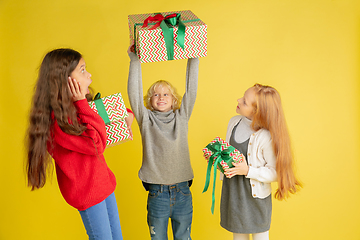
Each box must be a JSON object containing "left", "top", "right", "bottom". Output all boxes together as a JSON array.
[{"left": 225, "top": 115, "right": 277, "bottom": 199}]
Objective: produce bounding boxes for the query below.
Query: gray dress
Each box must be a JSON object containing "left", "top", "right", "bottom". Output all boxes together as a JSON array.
[{"left": 220, "top": 121, "right": 272, "bottom": 233}]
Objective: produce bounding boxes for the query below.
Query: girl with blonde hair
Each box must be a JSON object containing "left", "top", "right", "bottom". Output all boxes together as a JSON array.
[{"left": 220, "top": 83, "right": 302, "bottom": 240}]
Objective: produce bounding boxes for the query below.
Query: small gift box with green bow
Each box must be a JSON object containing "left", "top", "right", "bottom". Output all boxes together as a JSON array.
[
  {"left": 88, "top": 92, "right": 132, "bottom": 147},
  {"left": 202, "top": 137, "right": 245, "bottom": 214},
  {"left": 128, "top": 10, "right": 207, "bottom": 63}
]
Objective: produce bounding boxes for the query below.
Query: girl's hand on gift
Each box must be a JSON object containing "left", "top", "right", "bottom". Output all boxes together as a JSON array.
[
  {"left": 224, "top": 158, "right": 249, "bottom": 178},
  {"left": 68, "top": 77, "right": 86, "bottom": 101},
  {"left": 125, "top": 112, "right": 134, "bottom": 138}
]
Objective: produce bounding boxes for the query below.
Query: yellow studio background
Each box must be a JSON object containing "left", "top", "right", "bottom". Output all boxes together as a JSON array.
[{"left": 1, "top": 0, "right": 359, "bottom": 239}]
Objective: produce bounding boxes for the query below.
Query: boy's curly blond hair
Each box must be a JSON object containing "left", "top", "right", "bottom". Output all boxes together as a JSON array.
[{"left": 144, "top": 80, "right": 181, "bottom": 111}]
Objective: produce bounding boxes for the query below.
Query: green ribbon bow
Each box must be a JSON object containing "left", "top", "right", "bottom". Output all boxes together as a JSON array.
[
  {"left": 202, "top": 141, "right": 236, "bottom": 214},
  {"left": 93, "top": 92, "right": 110, "bottom": 125},
  {"left": 134, "top": 12, "right": 199, "bottom": 61},
  {"left": 159, "top": 13, "right": 186, "bottom": 60}
]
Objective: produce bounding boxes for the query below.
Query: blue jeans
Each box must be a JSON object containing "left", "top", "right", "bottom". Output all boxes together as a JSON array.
[
  {"left": 147, "top": 181, "right": 193, "bottom": 240},
  {"left": 79, "top": 192, "right": 122, "bottom": 240}
]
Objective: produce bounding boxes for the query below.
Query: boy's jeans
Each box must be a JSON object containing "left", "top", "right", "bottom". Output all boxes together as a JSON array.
[
  {"left": 79, "top": 192, "right": 122, "bottom": 240},
  {"left": 147, "top": 181, "right": 193, "bottom": 240}
]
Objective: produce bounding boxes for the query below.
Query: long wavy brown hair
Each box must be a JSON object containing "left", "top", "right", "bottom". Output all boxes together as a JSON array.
[
  {"left": 26, "top": 48, "right": 89, "bottom": 190},
  {"left": 251, "top": 83, "right": 302, "bottom": 200}
]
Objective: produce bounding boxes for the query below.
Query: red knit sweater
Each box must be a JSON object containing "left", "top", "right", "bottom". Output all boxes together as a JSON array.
[{"left": 48, "top": 99, "right": 116, "bottom": 211}]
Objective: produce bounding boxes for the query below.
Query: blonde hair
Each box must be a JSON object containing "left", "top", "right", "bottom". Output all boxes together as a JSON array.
[
  {"left": 251, "top": 83, "right": 302, "bottom": 200},
  {"left": 144, "top": 80, "right": 181, "bottom": 111}
]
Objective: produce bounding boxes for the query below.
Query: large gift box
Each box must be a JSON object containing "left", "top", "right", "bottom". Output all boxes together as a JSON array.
[
  {"left": 202, "top": 137, "right": 244, "bottom": 214},
  {"left": 88, "top": 93, "right": 132, "bottom": 147},
  {"left": 128, "top": 10, "right": 207, "bottom": 63}
]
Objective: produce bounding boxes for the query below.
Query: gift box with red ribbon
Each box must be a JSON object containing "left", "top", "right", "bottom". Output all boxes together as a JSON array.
[
  {"left": 128, "top": 10, "right": 207, "bottom": 63},
  {"left": 88, "top": 93, "right": 132, "bottom": 147}
]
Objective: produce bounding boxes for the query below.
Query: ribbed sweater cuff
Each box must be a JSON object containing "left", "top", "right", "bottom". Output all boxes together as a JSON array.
[
  {"left": 74, "top": 99, "right": 92, "bottom": 114},
  {"left": 128, "top": 52, "right": 139, "bottom": 62}
]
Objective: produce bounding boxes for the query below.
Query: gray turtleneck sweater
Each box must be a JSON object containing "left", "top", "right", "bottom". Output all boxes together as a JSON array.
[{"left": 127, "top": 52, "right": 199, "bottom": 184}]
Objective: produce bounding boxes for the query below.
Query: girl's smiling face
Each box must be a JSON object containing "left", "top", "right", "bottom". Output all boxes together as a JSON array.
[
  {"left": 236, "top": 87, "right": 256, "bottom": 119},
  {"left": 70, "top": 58, "right": 92, "bottom": 94},
  {"left": 151, "top": 85, "right": 173, "bottom": 112}
]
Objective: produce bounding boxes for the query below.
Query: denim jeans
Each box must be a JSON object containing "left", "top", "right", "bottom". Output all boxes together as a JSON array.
[
  {"left": 147, "top": 181, "right": 193, "bottom": 240},
  {"left": 79, "top": 192, "right": 122, "bottom": 240}
]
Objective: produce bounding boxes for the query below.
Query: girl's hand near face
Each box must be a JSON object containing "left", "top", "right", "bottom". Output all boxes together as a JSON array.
[
  {"left": 68, "top": 77, "right": 86, "bottom": 101},
  {"left": 224, "top": 156, "right": 249, "bottom": 178}
]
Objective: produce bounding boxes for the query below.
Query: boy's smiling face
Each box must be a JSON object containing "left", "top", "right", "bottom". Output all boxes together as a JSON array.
[{"left": 151, "top": 85, "right": 173, "bottom": 112}]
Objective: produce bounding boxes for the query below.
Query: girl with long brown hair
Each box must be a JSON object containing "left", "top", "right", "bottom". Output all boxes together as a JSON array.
[
  {"left": 220, "top": 83, "right": 302, "bottom": 240},
  {"left": 26, "top": 48, "right": 132, "bottom": 239}
]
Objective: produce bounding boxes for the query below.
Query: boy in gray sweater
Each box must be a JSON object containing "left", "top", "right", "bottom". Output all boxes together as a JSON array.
[{"left": 127, "top": 49, "right": 199, "bottom": 240}]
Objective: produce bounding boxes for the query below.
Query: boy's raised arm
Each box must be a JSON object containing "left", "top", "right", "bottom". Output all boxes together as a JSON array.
[
  {"left": 181, "top": 57, "right": 200, "bottom": 119},
  {"left": 127, "top": 51, "right": 146, "bottom": 123}
]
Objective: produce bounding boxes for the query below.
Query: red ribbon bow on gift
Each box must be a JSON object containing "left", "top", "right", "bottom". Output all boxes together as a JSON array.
[{"left": 142, "top": 13, "right": 178, "bottom": 30}]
